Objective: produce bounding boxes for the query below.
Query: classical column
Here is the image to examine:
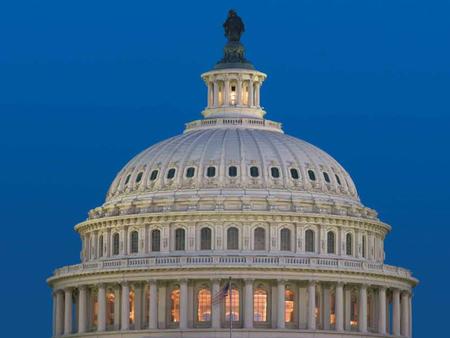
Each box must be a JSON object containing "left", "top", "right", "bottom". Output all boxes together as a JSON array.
[
  {"left": 401, "top": 291, "right": 410, "bottom": 337},
  {"left": 148, "top": 280, "right": 158, "bottom": 329},
  {"left": 393, "top": 289, "right": 401, "bottom": 336},
  {"left": 213, "top": 79, "right": 219, "bottom": 107},
  {"left": 93, "top": 231, "right": 98, "bottom": 259},
  {"left": 254, "top": 81, "right": 261, "bottom": 107},
  {"left": 248, "top": 77, "right": 254, "bottom": 107},
  {"left": 179, "top": 279, "right": 188, "bottom": 329},
  {"left": 134, "top": 283, "right": 143, "bottom": 330},
  {"left": 52, "top": 292, "right": 57, "bottom": 337},
  {"left": 64, "top": 288, "right": 73, "bottom": 335},
  {"left": 244, "top": 279, "right": 254, "bottom": 329},
  {"left": 121, "top": 282, "right": 130, "bottom": 330},
  {"left": 113, "top": 285, "right": 121, "bottom": 330},
  {"left": 323, "top": 285, "right": 331, "bottom": 330},
  {"left": 298, "top": 285, "right": 308, "bottom": 329},
  {"left": 97, "top": 284, "right": 106, "bottom": 332},
  {"left": 277, "top": 280, "right": 286, "bottom": 328},
  {"left": 78, "top": 286, "right": 87, "bottom": 333},
  {"left": 212, "top": 279, "right": 221, "bottom": 329},
  {"left": 307, "top": 281, "right": 316, "bottom": 330},
  {"left": 359, "top": 285, "right": 368, "bottom": 333},
  {"left": 344, "top": 287, "right": 351, "bottom": 331},
  {"left": 335, "top": 283, "right": 344, "bottom": 331},
  {"left": 207, "top": 81, "right": 213, "bottom": 108},
  {"left": 55, "top": 290, "right": 64, "bottom": 336},
  {"left": 106, "top": 229, "right": 111, "bottom": 258},
  {"left": 378, "top": 287, "right": 387, "bottom": 335},
  {"left": 224, "top": 77, "right": 230, "bottom": 106},
  {"left": 236, "top": 76, "right": 242, "bottom": 105}
]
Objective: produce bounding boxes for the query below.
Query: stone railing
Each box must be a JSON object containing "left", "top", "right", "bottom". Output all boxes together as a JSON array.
[
  {"left": 184, "top": 117, "right": 283, "bottom": 133},
  {"left": 52, "top": 254, "right": 412, "bottom": 280}
]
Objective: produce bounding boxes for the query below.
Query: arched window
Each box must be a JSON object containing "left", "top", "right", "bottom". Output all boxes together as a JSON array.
[
  {"left": 305, "top": 229, "right": 315, "bottom": 253},
  {"left": 175, "top": 228, "right": 185, "bottom": 251},
  {"left": 150, "top": 169, "right": 158, "bottom": 181},
  {"left": 112, "top": 233, "right": 120, "bottom": 255},
  {"left": 271, "top": 167, "right": 280, "bottom": 178},
  {"left": 254, "top": 288, "right": 268, "bottom": 322},
  {"left": 200, "top": 227, "right": 212, "bottom": 250},
  {"left": 285, "top": 289, "right": 295, "bottom": 323},
  {"left": 228, "top": 166, "right": 237, "bottom": 177},
  {"left": 254, "top": 227, "right": 266, "bottom": 250},
  {"left": 362, "top": 235, "right": 367, "bottom": 258},
  {"left": 327, "top": 231, "right": 336, "bottom": 254},
  {"left": 227, "top": 227, "right": 239, "bottom": 250},
  {"left": 130, "top": 231, "right": 139, "bottom": 254},
  {"left": 308, "top": 170, "right": 316, "bottom": 181},
  {"left": 323, "top": 172, "right": 330, "bottom": 183},
  {"left": 280, "top": 228, "right": 291, "bottom": 251},
  {"left": 167, "top": 168, "right": 176, "bottom": 179},
  {"left": 346, "top": 233, "right": 353, "bottom": 256},
  {"left": 98, "top": 235, "right": 104, "bottom": 258},
  {"left": 197, "top": 288, "right": 212, "bottom": 322},
  {"left": 250, "top": 166, "right": 259, "bottom": 178},
  {"left": 225, "top": 286, "right": 240, "bottom": 321},
  {"left": 290, "top": 168, "right": 299, "bottom": 179},
  {"left": 136, "top": 172, "right": 143, "bottom": 183},
  {"left": 170, "top": 287, "right": 180, "bottom": 323},
  {"left": 151, "top": 229, "right": 160, "bottom": 252}
]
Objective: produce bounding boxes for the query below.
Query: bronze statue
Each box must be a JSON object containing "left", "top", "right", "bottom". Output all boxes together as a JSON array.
[{"left": 223, "top": 10, "right": 245, "bottom": 42}]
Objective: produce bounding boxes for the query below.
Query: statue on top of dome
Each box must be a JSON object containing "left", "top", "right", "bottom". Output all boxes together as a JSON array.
[{"left": 223, "top": 9, "right": 245, "bottom": 42}]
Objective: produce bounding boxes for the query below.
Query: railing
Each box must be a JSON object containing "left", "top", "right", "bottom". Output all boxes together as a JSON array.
[
  {"left": 184, "top": 118, "right": 283, "bottom": 133},
  {"left": 52, "top": 254, "right": 413, "bottom": 280}
]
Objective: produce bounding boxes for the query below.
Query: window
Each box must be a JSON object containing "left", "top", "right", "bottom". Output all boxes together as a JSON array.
[
  {"left": 167, "top": 168, "right": 176, "bottom": 179},
  {"left": 250, "top": 166, "right": 259, "bottom": 178},
  {"left": 170, "top": 287, "right": 180, "bottom": 323},
  {"left": 335, "top": 174, "right": 341, "bottom": 185},
  {"left": 346, "top": 233, "right": 353, "bottom": 256},
  {"left": 362, "top": 235, "right": 367, "bottom": 258},
  {"left": 327, "top": 231, "right": 335, "bottom": 254},
  {"left": 280, "top": 228, "right": 291, "bottom": 251},
  {"left": 186, "top": 167, "right": 195, "bottom": 178},
  {"left": 285, "top": 289, "right": 295, "bottom": 323},
  {"left": 254, "top": 288, "right": 268, "bottom": 322},
  {"left": 206, "top": 166, "right": 216, "bottom": 178},
  {"left": 290, "top": 168, "right": 299, "bottom": 179},
  {"left": 228, "top": 166, "right": 237, "bottom": 177},
  {"left": 307, "top": 170, "right": 316, "bottom": 181},
  {"left": 150, "top": 170, "right": 159, "bottom": 181},
  {"left": 136, "top": 172, "right": 143, "bottom": 183},
  {"left": 112, "top": 233, "right": 120, "bottom": 255},
  {"left": 323, "top": 172, "right": 330, "bottom": 183},
  {"left": 225, "top": 286, "right": 239, "bottom": 321},
  {"left": 106, "top": 290, "right": 115, "bottom": 326},
  {"left": 271, "top": 167, "right": 280, "bottom": 178},
  {"left": 305, "top": 229, "right": 315, "bottom": 253},
  {"left": 151, "top": 229, "right": 160, "bottom": 252},
  {"left": 200, "top": 227, "right": 212, "bottom": 250},
  {"left": 227, "top": 227, "right": 239, "bottom": 250},
  {"left": 254, "top": 227, "right": 266, "bottom": 250},
  {"left": 175, "top": 228, "right": 185, "bottom": 251},
  {"left": 130, "top": 231, "right": 139, "bottom": 253},
  {"left": 98, "top": 235, "right": 104, "bottom": 258},
  {"left": 197, "top": 288, "right": 212, "bottom": 322},
  {"left": 124, "top": 174, "right": 131, "bottom": 185}
]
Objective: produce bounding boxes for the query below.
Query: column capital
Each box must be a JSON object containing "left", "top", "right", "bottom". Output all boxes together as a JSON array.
[
  {"left": 277, "top": 279, "right": 287, "bottom": 284},
  {"left": 97, "top": 283, "right": 107, "bottom": 289},
  {"left": 179, "top": 278, "right": 188, "bottom": 284},
  {"left": 120, "top": 280, "right": 129, "bottom": 287},
  {"left": 244, "top": 278, "right": 254, "bottom": 284}
]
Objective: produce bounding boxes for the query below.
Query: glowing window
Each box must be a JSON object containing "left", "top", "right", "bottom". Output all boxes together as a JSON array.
[
  {"left": 170, "top": 287, "right": 180, "bottom": 323},
  {"left": 285, "top": 289, "right": 295, "bottom": 323},
  {"left": 228, "top": 166, "right": 238, "bottom": 177},
  {"left": 175, "top": 228, "right": 185, "bottom": 251},
  {"left": 254, "top": 288, "right": 268, "bottom": 322},
  {"left": 151, "top": 229, "right": 160, "bottom": 252},
  {"left": 271, "top": 167, "right": 280, "bottom": 178},
  {"left": 136, "top": 172, "right": 143, "bottom": 183},
  {"left": 186, "top": 167, "right": 195, "bottom": 178},
  {"left": 167, "top": 168, "right": 176, "bottom": 179},
  {"left": 130, "top": 231, "right": 139, "bottom": 253},
  {"left": 327, "top": 231, "right": 335, "bottom": 254},
  {"left": 346, "top": 233, "right": 353, "bottom": 255},
  {"left": 250, "top": 166, "right": 259, "bottom": 178},
  {"left": 280, "top": 228, "right": 291, "bottom": 251},
  {"left": 254, "top": 227, "right": 266, "bottom": 250},
  {"left": 197, "top": 288, "right": 212, "bottom": 322},
  {"left": 227, "top": 227, "right": 239, "bottom": 250},
  {"left": 112, "top": 233, "right": 120, "bottom": 255},
  {"left": 225, "top": 287, "right": 240, "bottom": 321},
  {"left": 150, "top": 170, "right": 158, "bottom": 181},
  {"left": 323, "top": 172, "right": 330, "bottom": 183},
  {"left": 290, "top": 168, "right": 299, "bottom": 179},
  {"left": 206, "top": 166, "right": 216, "bottom": 178},
  {"left": 305, "top": 229, "right": 315, "bottom": 253},
  {"left": 308, "top": 170, "right": 316, "bottom": 181},
  {"left": 106, "top": 290, "right": 115, "bottom": 325},
  {"left": 200, "top": 227, "right": 212, "bottom": 250}
]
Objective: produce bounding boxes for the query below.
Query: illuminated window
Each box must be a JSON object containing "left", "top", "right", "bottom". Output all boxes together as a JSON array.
[
  {"left": 200, "top": 227, "right": 212, "bottom": 250},
  {"left": 130, "top": 231, "right": 139, "bottom": 253},
  {"left": 280, "top": 228, "right": 291, "bottom": 251},
  {"left": 129, "top": 289, "right": 135, "bottom": 324},
  {"left": 250, "top": 166, "right": 259, "bottom": 178},
  {"left": 254, "top": 227, "right": 266, "bottom": 250},
  {"left": 106, "top": 290, "right": 115, "bottom": 326},
  {"left": 327, "top": 231, "right": 335, "bottom": 254},
  {"left": 136, "top": 172, "right": 143, "bottom": 183},
  {"left": 305, "top": 229, "right": 315, "bottom": 252},
  {"left": 225, "top": 287, "right": 240, "bottom": 321},
  {"left": 227, "top": 227, "right": 239, "bottom": 250},
  {"left": 175, "top": 228, "right": 185, "bottom": 251},
  {"left": 197, "top": 288, "right": 212, "bottom": 322},
  {"left": 170, "top": 287, "right": 180, "bottom": 323},
  {"left": 151, "top": 229, "right": 160, "bottom": 252},
  {"left": 290, "top": 168, "right": 299, "bottom": 179},
  {"left": 98, "top": 235, "right": 104, "bottom": 258},
  {"left": 167, "top": 168, "right": 176, "bottom": 179},
  {"left": 308, "top": 170, "right": 316, "bottom": 181},
  {"left": 150, "top": 170, "right": 158, "bottom": 181},
  {"left": 228, "top": 166, "right": 237, "bottom": 177},
  {"left": 186, "top": 167, "right": 195, "bottom": 178},
  {"left": 346, "top": 233, "right": 353, "bottom": 256},
  {"left": 112, "top": 233, "right": 120, "bottom": 255},
  {"left": 323, "top": 172, "right": 330, "bottom": 183},
  {"left": 254, "top": 288, "right": 268, "bottom": 322},
  {"left": 206, "top": 166, "right": 216, "bottom": 178},
  {"left": 230, "top": 85, "right": 237, "bottom": 105},
  {"left": 285, "top": 289, "right": 295, "bottom": 323},
  {"left": 271, "top": 167, "right": 280, "bottom": 178}
]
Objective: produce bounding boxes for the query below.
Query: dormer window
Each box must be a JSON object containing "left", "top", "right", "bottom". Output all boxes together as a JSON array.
[
  {"left": 136, "top": 172, "right": 143, "bottom": 183},
  {"left": 228, "top": 166, "right": 238, "bottom": 177},
  {"left": 206, "top": 166, "right": 216, "bottom": 178},
  {"left": 270, "top": 167, "right": 280, "bottom": 178},
  {"left": 307, "top": 170, "right": 316, "bottom": 181},
  {"left": 290, "top": 168, "right": 300, "bottom": 180},
  {"left": 167, "top": 168, "right": 176, "bottom": 179},
  {"left": 186, "top": 167, "right": 195, "bottom": 178},
  {"left": 250, "top": 166, "right": 260, "bottom": 178},
  {"left": 150, "top": 170, "right": 159, "bottom": 181},
  {"left": 323, "top": 172, "right": 330, "bottom": 183}
]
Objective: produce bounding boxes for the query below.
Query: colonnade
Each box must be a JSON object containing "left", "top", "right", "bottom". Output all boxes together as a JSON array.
[{"left": 53, "top": 279, "right": 412, "bottom": 337}]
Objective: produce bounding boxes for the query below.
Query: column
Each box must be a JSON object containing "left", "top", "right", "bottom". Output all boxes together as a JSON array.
[
  {"left": 335, "top": 283, "right": 344, "bottom": 331},
  {"left": 344, "top": 287, "right": 351, "bottom": 331},
  {"left": 55, "top": 290, "right": 64, "bottom": 336},
  {"left": 212, "top": 279, "right": 221, "bottom": 329},
  {"left": 179, "top": 279, "right": 188, "bottom": 329},
  {"left": 307, "top": 281, "right": 316, "bottom": 330},
  {"left": 64, "top": 288, "right": 73, "bottom": 335},
  {"left": 93, "top": 231, "right": 98, "bottom": 259},
  {"left": 393, "top": 289, "right": 401, "bottom": 336},
  {"left": 121, "top": 282, "right": 130, "bottom": 330},
  {"left": 254, "top": 81, "right": 261, "bottom": 107},
  {"left": 134, "top": 283, "right": 143, "bottom": 330},
  {"left": 401, "top": 291, "right": 410, "bottom": 337},
  {"left": 213, "top": 80, "right": 219, "bottom": 107},
  {"left": 52, "top": 292, "right": 57, "bottom": 337},
  {"left": 248, "top": 77, "right": 254, "bottom": 107},
  {"left": 78, "top": 286, "right": 87, "bottom": 333},
  {"left": 224, "top": 77, "right": 230, "bottom": 106},
  {"left": 207, "top": 81, "right": 213, "bottom": 108},
  {"left": 97, "top": 284, "right": 106, "bottom": 332},
  {"left": 359, "top": 285, "right": 368, "bottom": 333},
  {"left": 113, "top": 285, "right": 121, "bottom": 330},
  {"left": 323, "top": 285, "right": 331, "bottom": 330},
  {"left": 378, "top": 287, "right": 386, "bottom": 335},
  {"left": 106, "top": 229, "right": 111, "bottom": 258},
  {"left": 277, "top": 280, "right": 286, "bottom": 328},
  {"left": 244, "top": 279, "right": 254, "bottom": 329},
  {"left": 236, "top": 76, "right": 242, "bottom": 105},
  {"left": 148, "top": 280, "right": 158, "bottom": 329},
  {"left": 298, "top": 285, "right": 308, "bottom": 329}
]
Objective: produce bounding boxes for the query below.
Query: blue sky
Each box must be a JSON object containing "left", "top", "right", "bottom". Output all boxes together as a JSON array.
[{"left": 0, "top": 1, "right": 449, "bottom": 337}]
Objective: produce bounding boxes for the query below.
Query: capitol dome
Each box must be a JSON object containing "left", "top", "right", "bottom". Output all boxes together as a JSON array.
[{"left": 48, "top": 10, "right": 416, "bottom": 338}]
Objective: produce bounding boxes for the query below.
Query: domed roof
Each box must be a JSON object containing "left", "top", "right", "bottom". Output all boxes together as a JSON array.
[{"left": 106, "top": 125, "right": 359, "bottom": 206}]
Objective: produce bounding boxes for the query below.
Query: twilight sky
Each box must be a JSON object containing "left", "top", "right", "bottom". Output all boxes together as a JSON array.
[{"left": 0, "top": 1, "right": 449, "bottom": 337}]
